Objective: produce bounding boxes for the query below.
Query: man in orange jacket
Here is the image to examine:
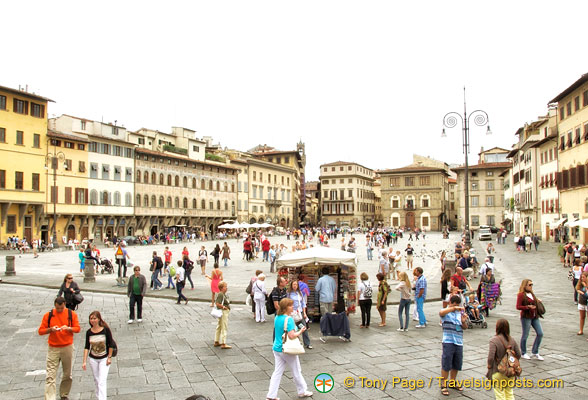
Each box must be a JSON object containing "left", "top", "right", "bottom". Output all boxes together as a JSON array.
[{"left": 38, "top": 296, "right": 81, "bottom": 400}]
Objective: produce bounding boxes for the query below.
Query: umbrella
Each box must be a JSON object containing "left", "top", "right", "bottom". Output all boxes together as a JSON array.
[{"left": 251, "top": 223, "right": 261, "bottom": 228}]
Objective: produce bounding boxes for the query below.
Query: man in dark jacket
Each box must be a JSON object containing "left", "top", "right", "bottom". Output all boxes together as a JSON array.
[{"left": 127, "top": 266, "right": 147, "bottom": 324}]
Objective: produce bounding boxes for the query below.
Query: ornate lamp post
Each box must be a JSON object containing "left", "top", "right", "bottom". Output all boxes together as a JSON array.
[
  {"left": 45, "top": 151, "right": 66, "bottom": 248},
  {"left": 442, "top": 88, "right": 491, "bottom": 247}
]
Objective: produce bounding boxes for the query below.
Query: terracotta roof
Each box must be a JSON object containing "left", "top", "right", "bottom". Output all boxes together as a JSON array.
[
  {"left": 448, "top": 178, "right": 457, "bottom": 184},
  {"left": 135, "top": 147, "right": 238, "bottom": 170},
  {"left": 48, "top": 130, "right": 90, "bottom": 143},
  {"left": 0, "top": 85, "right": 55, "bottom": 102},
  {"left": 451, "top": 162, "right": 512, "bottom": 171},
  {"left": 305, "top": 181, "right": 319, "bottom": 191},
  {"left": 549, "top": 72, "right": 588, "bottom": 104}
]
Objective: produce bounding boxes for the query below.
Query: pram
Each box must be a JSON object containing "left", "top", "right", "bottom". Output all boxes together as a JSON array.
[
  {"left": 479, "top": 282, "right": 501, "bottom": 317},
  {"left": 99, "top": 257, "right": 115, "bottom": 274},
  {"left": 464, "top": 292, "right": 487, "bottom": 329}
]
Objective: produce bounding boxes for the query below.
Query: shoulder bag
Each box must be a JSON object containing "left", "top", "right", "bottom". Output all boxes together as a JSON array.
[
  {"left": 496, "top": 336, "right": 522, "bottom": 377},
  {"left": 282, "top": 316, "right": 305, "bottom": 355},
  {"left": 536, "top": 298, "right": 546, "bottom": 318},
  {"left": 211, "top": 295, "right": 225, "bottom": 319}
]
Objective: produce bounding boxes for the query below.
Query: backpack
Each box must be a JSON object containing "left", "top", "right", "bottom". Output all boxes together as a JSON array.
[
  {"left": 169, "top": 265, "right": 176, "bottom": 277},
  {"left": 47, "top": 308, "right": 72, "bottom": 328},
  {"left": 363, "top": 281, "right": 373, "bottom": 299},
  {"left": 497, "top": 336, "right": 522, "bottom": 377},
  {"left": 155, "top": 257, "right": 164, "bottom": 270},
  {"left": 185, "top": 260, "right": 194, "bottom": 272},
  {"left": 266, "top": 287, "right": 278, "bottom": 315}
]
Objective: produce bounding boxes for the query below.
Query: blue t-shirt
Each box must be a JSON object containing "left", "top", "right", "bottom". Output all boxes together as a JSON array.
[
  {"left": 441, "top": 311, "right": 464, "bottom": 346},
  {"left": 273, "top": 315, "right": 296, "bottom": 352}
]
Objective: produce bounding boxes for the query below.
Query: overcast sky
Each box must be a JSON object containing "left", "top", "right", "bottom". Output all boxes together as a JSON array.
[{"left": 3, "top": 1, "right": 587, "bottom": 181}]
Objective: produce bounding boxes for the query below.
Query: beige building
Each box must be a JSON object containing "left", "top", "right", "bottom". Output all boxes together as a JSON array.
[
  {"left": 380, "top": 155, "right": 449, "bottom": 230},
  {"left": 549, "top": 73, "right": 588, "bottom": 243},
  {"left": 448, "top": 177, "right": 458, "bottom": 229},
  {"left": 320, "top": 161, "right": 376, "bottom": 227}
]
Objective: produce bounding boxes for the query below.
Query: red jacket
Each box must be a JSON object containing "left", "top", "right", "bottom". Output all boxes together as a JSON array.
[
  {"left": 243, "top": 240, "right": 252, "bottom": 251},
  {"left": 516, "top": 292, "right": 537, "bottom": 319},
  {"left": 262, "top": 239, "right": 271, "bottom": 252}
]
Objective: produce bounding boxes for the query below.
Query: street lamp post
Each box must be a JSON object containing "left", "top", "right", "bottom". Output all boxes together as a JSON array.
[
  {"left": 442, "top": 88, "right": 491, "bottom": 247},
  {"left": 46, "top": 151, "right": 66, "bottom": 249}
]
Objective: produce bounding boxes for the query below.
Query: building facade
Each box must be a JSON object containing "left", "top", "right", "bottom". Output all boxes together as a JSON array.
[
  {"left": 0, "top": 85, "right": 52, "bottom": 244},
  {"left": 549, "top": 73, "right": 588, "bottom": 243},
  {"left": 320, "top": 161, "right": 376, "bottom": 227}
]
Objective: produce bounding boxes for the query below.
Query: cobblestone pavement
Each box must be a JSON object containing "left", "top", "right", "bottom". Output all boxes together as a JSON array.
[{"left": 1, "top": 233, "right": 587, "bottom": 399}]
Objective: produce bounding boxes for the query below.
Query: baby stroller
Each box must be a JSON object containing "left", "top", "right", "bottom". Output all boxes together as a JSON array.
[
  {"left": 100, "top": 257, "right": 114, "bottom": 274},
  {"left": 464, "top": 292, "right": 487, "bottom": 329}
]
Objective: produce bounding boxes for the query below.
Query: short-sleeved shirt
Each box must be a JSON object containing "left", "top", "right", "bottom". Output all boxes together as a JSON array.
[
  {"left": 415, "top": 275, "right": 427, "bottom": 299},
  {"left": 405, "top": 247, "right": 414, "bottom": 256},
  {"left": 442, "top": 311, "right": 464, "bottom": 346},
  {"left": 273, "top": 315, "right": 296, "bottom": 352}
]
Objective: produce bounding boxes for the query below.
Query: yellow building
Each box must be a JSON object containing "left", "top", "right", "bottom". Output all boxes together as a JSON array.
[
  {"left": 549, "top": 73, "right": 588, "bottom": 243},
  {"left": 43, "top": 127, "right": 90, "bottom": 243},
  {"left": 0, "top": 85, "right": 53, "bottom": 245}
]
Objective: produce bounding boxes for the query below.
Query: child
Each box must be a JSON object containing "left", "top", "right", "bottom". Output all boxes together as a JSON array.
[{"left": 466, "top": 293, "right": 481, "bottom": 320}]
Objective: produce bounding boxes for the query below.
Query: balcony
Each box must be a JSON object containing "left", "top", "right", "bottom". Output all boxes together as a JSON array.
[
  {"left": 265, "top": 199, "right": 283, "bottom": 207},
  {"left": 518, "top": 202, "right": 534, "bottom": 211},
  {"left": 403, "top": 204, "right": 416, "bottom": 211}
]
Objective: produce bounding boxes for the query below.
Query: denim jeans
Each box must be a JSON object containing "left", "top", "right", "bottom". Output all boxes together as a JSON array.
[
  {"left": 520, "top": 317, "right": 543, "bottom": 355},
  {"left": 151, "top": 271, "right": 162, "bottom": 289},
  {"left": 166, "top": 273, "right": 175, "bottom": 288},
  {"left": 398, "top": 298, "right": 411, "bottom": 329},
  {"left": 223, "top": 258, "right": 228, "bottom": 267},
  {"left": 129, "top": 294, "right": 143, "bottom": 320},
  {"left": 416, "top": 297, "right": 426, "bottom": 325},
  {"left": 367, "top": 248, "right": 373, "bottom": 260},
  {"left": 176, "top": 281, "right": 187, "bottom": 302},
  {"left": 263, "top": 251, "right": 269, "bottom": 262}
]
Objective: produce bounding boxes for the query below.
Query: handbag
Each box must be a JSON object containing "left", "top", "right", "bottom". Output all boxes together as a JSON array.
[
  {"left": 536, "top": 299, "right": 546, "bottom": 318},
  {"left": 282, "top": 316, "right": 305, "bottom": 355},
  {"left": 568, "top": 268, "right": 574, "bottom": 281},
  {"left": 73, "top": 292, "right": 84, "bottom": 304},
  {"left": 211, "top": 308, "right": 223, "bottom": 319}
]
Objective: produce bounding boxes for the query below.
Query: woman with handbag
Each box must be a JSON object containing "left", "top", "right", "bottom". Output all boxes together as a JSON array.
[
  {"left": 288, "top": 281, "right": 312, "bottom": 349},
  {"left": 82, "top": 311, "right": 115, "bottom": 400},
  {"left": 58, "top": 274, "right": 82, "bottom": 310},
  {"left": 213, "top": 281, "right": 232, "bottom": 349},
  {"left": 487, "top": 319, "right": 521, "bottom": 400},
  {"left": 516, "top": 279, "right": 544, "bottom": 360},
  {"left": 266, "top": 298, "right": 313, "bottom": 400}
]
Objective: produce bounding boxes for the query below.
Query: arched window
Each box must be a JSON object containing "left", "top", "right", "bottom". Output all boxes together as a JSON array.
[
  {"left": 175, "top": 176, "right": 180, "bottom": 187},
  {"left": 201, "top": 179, "right": 205, "bottom": 189},
  {"left": 192, "top": 198, "right": 197, "bottom": 209},
  {"left": 159, "top": 196, "right": 164, "bottom": 208},
  {"left": 216, "top": 181, "right": 220, "bottom": 191},
  {"left": 145, "top": 171, "right": 150, "bottom": 183},
  {"left": 390, "top": 195, "right": 400, "bottom": 208},
  {"left": 231, "top": 183, "right": 235, "bottom": 192},
  {"left": 144, "top": 195, "right": 149, "bottom": 207},
  {"left": 405, "top": 195, "right": 415, "bottom": 209},
  {"left": 174, "top": 197, "right": 179, "bottom": 208},
  {"left": 209, "top": 180, "right": 213, "bottom": 190},
  {"left": 167, "top": 175, "right": 172, "bottom": 186},
  {"left": 159, "top": 173, "right": 164, "bottom": 185},
  {"left": 90, "top": 190, "right": 98, "bottom": 205},
  {"left": 114, "top": 191, "right": 121, "bottom": 206},
  {"left": 125, "top": 192, "right": 132, "bottom": 206},
  {"left": 136, "top": 170, "right": 141, "bottom": 183},
  {"left": 136, "top": 194, "right": 141, "bottom": 207},
  {"left": 167, "top": 196, "right": 172, "bottom": 208},
  {"left": 214, "top": 200, "right": 218, "bottom": 210},
  {"left": 201, "top": 199, "right": 206, "bottom": 209},
  {"left": 150, "top": 195, "right": 156, "bottom": 207},
  {"left": 101, "top": 191, "right": 109, "bottom": 205},
  {"left": 420, "top": 194, "right": 430, "bottom": 208},
  {"left": 183, "top": 176, "right": 188, "bottom": 188},
  {"left": 224, "top": 201, "right": 228, "bottom": 210},
  {"left": 182, "top": 197, "right": 187, "bottom": 208},
  {"left": 224, "top": 182, "right": 228, "bottom": 192},
  {"left": 192, "top": 178, "right": 197, "bottom": 188}
]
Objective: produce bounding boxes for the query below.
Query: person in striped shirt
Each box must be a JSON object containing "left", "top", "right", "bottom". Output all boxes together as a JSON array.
[{"left": 439, "top": 294, "right": 468, "bottom": 396}]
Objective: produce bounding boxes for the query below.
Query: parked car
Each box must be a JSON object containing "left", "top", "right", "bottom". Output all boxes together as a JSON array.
[{"left": 477, "top": 226, "right": 492, "bottom": 241}]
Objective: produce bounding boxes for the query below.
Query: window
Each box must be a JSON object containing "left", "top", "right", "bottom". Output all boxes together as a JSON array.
[
  {"left": 101, "top": 191, "right": 110, "bottom": 205},
  {"left": 575, "top": 96, "right": 580, "bottom": 112},
  {"left": 81, "top": 120, "right": 86, "bottom": 130},
  {"left": 113, "top": 191, "right": 121, "bottom": 206},
  {"left": 567, "top": 101, "right": 572, "bottom": 117},
  {"left": 421, "top": 195, "right": 430, "bottom": 208},
  {"left": 167, "top": 175, "right": 172, "bottom": 186},
  {"left": 201, "top": 199, "right": 206, "bottom": 209},
  {"left": 0, "top": 127, "right": 5, "bottom": 142},
  {"left": 471, "top": 181, "right": 479, "bottom": 191},
  {"left": 174, "top": 197, "right": 180, "bottom": 208},
  {"left": 33, "top": 134, "right": 40, "bottom": 148},
  {"left": 167, "top": 197, "right": 172, "bottom": 208},
  {"left": 471, "top": 196, "right": 479, "bottom": 207},
  {"left": 6, "top": 215, "right": 16, "bottom": 233},
  {"left": 193, "top": 145, "right": 199, "bottom": 152},
  {"left": 487, "top": 215, "right": 495, "bottom": 226},
  {"left": 16, "top": 130, "right": 23, "bottom": 145},
  {"left": 405, "top": 177, "right": 415, "bottom": 186},
  {"left": 90, "top": 190, "right": 98, "bottom": 205},
  {"left": 192, "top": 198, "right": 197, "bottom": 209},
  {"left": 560, "top": 106, "right": 565, "bottom": 121},
  {"left": 89, "top": 142, "right": 98, "bottom": 152},
  {"left": 183, "top": 197, "right": 188, "bottom": 208},
  {"left": 125, "top": 168, "right": 132, "bottom": 182},
  {"left": 175, "top": 175, "right": 180, "bottom": 187},
  {"left": 101, "top": 143, "right": 110, "bottom": 155},
  {"left": 259, "top": 172, "right": 263, "bottom": 182},
  {"left": 0, "top": 95, "right": 6, "bottom": 110},
  {"left": 30, "top": 102, "right": 44, "bottom": 118},
  {"left": 575, "top": 127, "right": 581, "bottom": 144},
  {"left": 486, "top": 180, "right": 494, "bottom": 190},
  {"left": 64, "top": 141, "right": 74, "bottom": 149},
  {"left": 584, "top": 90, "right": 588, "bottom": 107},
  {"left": 486, "top": 195, "right": 494, "bottom": 206},
  {"left": 209, "top": 201, "right": 214, "bottom": 210},
  {"left": 471, "top": 215, "right": 480, "bottom": 226},
  {"left": 14, "top": 171, "right": 24, "bottom": 189},
  {"left": 64, "top": 159, "right": 72, "bottom": 171},
  {"left": 101, "top": 164, "right": 110, "bottom": 179},
  {"left": 65, "top": 187, "right": 72, "bottom": 204},
  {"left": 0, "top": 169, "right": 5, "bottom": 188},
  {"left": 136, "top": 194, "right": 141, "bottom": 207},
  {"left": 125, "top": 148, "right": 133, "bottom": 158},
  {"left": 419, "top": 176, "right": 430, "bottom": 186},
  {"left": 486, "top": 171, "right": 494, "bottom": 176},
  {"left": 76, "top": 188, "right": 86, "bottom": 204},
  {"left": 31, "top": 173, "right": 39, "bottom": 191},
  {"left": 422, "top": 216, "right": 429, "bottom": 227},
  {"left": 13, "top": 99, "right": 28, "bottom": 114}
]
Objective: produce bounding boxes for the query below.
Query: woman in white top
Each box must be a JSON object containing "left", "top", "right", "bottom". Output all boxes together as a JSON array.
[
  {"left": 394, "top": 251, "right": 402, "bottom": 280},
  {"left": 253, "top": 274, "right": 267, "bottom": 323},
  {"left": 572, "top": 260, "right": 584, "bottom": 305},
  {"left": 356, "top": 272, "right": 373, "bottom": 328},
  {"left": 395, "top": 272, "right": 412, "bottom": 331}
]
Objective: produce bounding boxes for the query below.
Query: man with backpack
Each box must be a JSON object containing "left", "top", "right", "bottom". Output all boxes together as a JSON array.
[
  {"left": 439, "top": 294, "right": 468, "bottom": 395},
  {"left": 150, "top": 251, "right": 164, "bottom": 290},
  {"left": 38, "top": 296, "right": 81, "bottom": 400}
]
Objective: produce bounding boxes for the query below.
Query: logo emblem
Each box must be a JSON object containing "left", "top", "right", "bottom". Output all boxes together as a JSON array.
[{"left": 314, "top": 373, "right": 334, "bottom": 393}]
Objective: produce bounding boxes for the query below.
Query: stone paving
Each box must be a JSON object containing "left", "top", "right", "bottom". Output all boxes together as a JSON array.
[{"left": 1, "top": 233, "right": 587, "bottom": 399}]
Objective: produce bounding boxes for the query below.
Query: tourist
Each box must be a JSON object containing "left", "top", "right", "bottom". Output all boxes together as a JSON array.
[
  {"left": 198, "top": 246, "right": 208, "bottom": 275},
  {"left": 58, "top": 274, "right": 81, "bottom": 311},
  {"left": 395, "top": 271, "right": 412, "bottom": 332},
  {"left": 376, "top": 272, "right": 389, "bottom": 327},
  {"left": 516, "top": 279, "right": 544, "bottom": 360},
  {"left": 288, "top": 280, "right": 312, "bottom": 349},
  {"left": 262, "top": 237, "right": 271, "bottom": 262},
  {"left": 38, "top": 296, "right": 81, "bottom": 400},
  {"left": 221, "top": 242, "right": 231, "bottom": 267},
  {"left": 150, "top": 251, "right": 163, "bottom": 290},
  {"left": 440, "top": 269, "right": 452, "bottom": 309},
  {"left": 127, "top": 266, "right": 147, "bottom": 324},
  {"left": 575, "top": 272, "right": 588, "bottom": 335},
  {"left": 405, "top": 244, "right": 414, "bottom": 270},
  {"left": 82, "top": 311, "right": 115, "bottom": 400},
  {"left": 266, "top": 298, "right": 312, "bottom": 400},
  {"left": 487, "top": 319, "right": 521, "bottom": 400},
  {"left": 211, "top": 244, "right": 221, "bottom": 265},
  {"left": 572, "top": 259, "right": 583, "bottom": 304},
  {"left": 357, "top": 272, "right": 373, "bottom": 328},
  {"left": 183, "top": 254, "right": 195, "bottom": 289},
  {"left": 315, "top": 267, "right": 336, "bottom": 316},
  {"left": 379, "top": 251, "right": 390, "bottom": 280},
  {"left": 414, "top": 267, "right": 427, "bottom": 328},
  {"left": 175, "top": 260, "right": 188, "bottom": 305},
  {"left": 206, "top": 263, "right": 223, "bottom": 307},
  {"left": 252, "top": 273, "right": 267, "bottom": 323},
  {"left": 439, "top": 294, "right": 468, "bottom": 396},
  {"left": 271, "top": 276, "right": 289, "bottom": 313},
  {"left": 213, "top": 281, "right": 232, "bottom": 349}
]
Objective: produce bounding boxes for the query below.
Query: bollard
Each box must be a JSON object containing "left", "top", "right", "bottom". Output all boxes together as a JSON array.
[
  {"left": 83, "top": 259, "right": 96, "bottom": 283},
  {"left": 5, "top": 256, "right": 16, "bottom": 276}
]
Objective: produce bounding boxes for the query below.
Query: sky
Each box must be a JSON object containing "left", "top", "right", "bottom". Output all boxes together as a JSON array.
[{"left": 2, "top": 0, "right": 588, "bottom": 181}]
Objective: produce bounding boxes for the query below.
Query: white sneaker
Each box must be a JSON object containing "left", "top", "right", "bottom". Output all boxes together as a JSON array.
[
  {"left": 137, "top": 319, "right": 142, "bottom": 323},
  {"left": 415, "top": 325, "right": 426, "bottom": 329},
  {"left": 127, "top": 319, "right": 134, "bottom": 324},
  {"left": 521, "top": 353, "right": 531, "bottom": 360},
  {"left": 533, "top": 354, "right": 544, "bottom": 361},
  {"left": 298, "top": 391, "right": 313, "bottom": 398},
  {"left": 396, "top": 328, "right": 404, "bottom": 332},
  {"left": 404, "top": 328, "right": 409, "bottom": 332}
]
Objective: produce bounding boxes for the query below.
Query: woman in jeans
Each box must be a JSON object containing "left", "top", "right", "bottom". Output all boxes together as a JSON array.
[
  {"left": 516, "top": 279, "right": 544, "bottom": 360},
  {"left": 487, "top": 319, "right": 521, "bottom": 400},
  {"left": 395, "top": 272, "right": 411, "bottom": 331},
  {"left": 288, "top": 280, "right": 312, "bottom": 349},
  {"left": 266, "top": 298, "right": 312, "bottom": 400},
  {"left": 356, "top": 272, "right": 372, "bottom": 328},
  {"left": 82, "top": 311, "right": 115, "bottom": 400}
]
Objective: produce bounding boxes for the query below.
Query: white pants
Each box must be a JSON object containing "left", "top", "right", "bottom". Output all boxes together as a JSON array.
[
  {"left": 254, "top": 297, "right": 266, "bottom": 322},
  {"left": 266, "top": 351, "right": 308, "bottom": 398},
  {"left": 88, "top": 357, "right": 110, "bottom": 400}
]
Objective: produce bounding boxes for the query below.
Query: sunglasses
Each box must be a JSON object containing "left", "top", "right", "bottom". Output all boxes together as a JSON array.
[
  {"left": 527, "top": 283, "right": 533, "bottom": 286},
  {"left": 67, "top": 277, "right": 73, "bottom": 280}
]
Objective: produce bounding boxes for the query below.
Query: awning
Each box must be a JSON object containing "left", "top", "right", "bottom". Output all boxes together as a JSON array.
[
  {"left": 553, "top": 217, "right": 567, "bottom": 227},
  {"left": 567, "top": 218, "right": 588, "bottom": 228},
  {"left": 276, "top": 247, "right": 358, "bottom": 268},
  {"left": 564, "top": 218, "right": 579, "bottom": 227}
]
